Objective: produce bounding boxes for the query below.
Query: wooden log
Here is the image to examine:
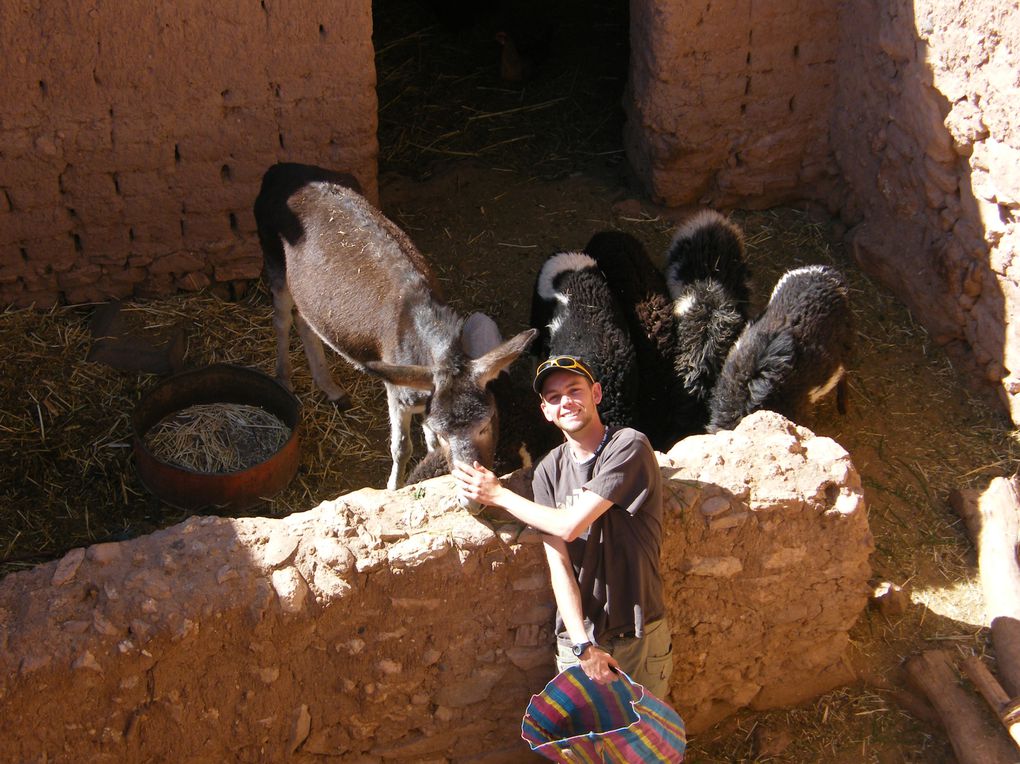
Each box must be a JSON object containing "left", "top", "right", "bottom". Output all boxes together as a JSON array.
[
  {"left": 904, "top": 650, "right": 1017, "bottom": 764},
  {"left": 949, "top": 476, "right": 1020, "bottom": 696},
  {"left": 961, "top": 655, "right": 1020, "bottom": 750}
]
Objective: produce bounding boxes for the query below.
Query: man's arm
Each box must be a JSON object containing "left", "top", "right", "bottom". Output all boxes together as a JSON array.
[
  {"left": 544, "top": 535, "right": 620, "bottom": 683},
  {"left": 452, "top": 460, "right": 611, "bottom": 541}
]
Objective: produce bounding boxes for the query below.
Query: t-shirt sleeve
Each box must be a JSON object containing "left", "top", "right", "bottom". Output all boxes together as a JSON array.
[
  {"left": 532, "top": 458, "right": 556, "bottom": 508},
  {"left": 584, "top": 431, "right": 656, "bottom": 516}
]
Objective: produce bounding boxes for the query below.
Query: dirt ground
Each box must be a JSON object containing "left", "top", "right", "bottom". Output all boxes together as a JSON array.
[{"left": 1, "top": 0, "right": 1019, "bottom": 760}]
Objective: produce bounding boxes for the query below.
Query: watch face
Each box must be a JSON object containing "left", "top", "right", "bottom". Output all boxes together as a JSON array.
[{"left": 571, "top": 642, "right": 589, "bottom": 657}]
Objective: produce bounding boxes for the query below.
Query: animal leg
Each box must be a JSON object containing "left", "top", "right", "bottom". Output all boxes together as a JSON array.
[
  {"left": 270, "top": 284, "right": 296, "bottom": 392},
  {"left": 385, "top": 385, "right": 414, "bottom": 490},
  {"left": 293, "top": 312, "right": 352, "bottom": 410},
  {"left": 423, "top": 423, "right": 440, "bottom": 452},
  {"left": 836, "top": 374, "right": 849, "bottom": 415}
]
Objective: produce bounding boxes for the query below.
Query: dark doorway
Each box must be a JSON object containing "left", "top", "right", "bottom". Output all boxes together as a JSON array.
[{"left": 372, "top": 0, "right": 631, "bottom": 180}]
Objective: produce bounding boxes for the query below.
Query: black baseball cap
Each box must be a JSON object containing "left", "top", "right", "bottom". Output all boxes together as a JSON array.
[{"left": 533, "top": 355, "right": 597, "bottom": 393}]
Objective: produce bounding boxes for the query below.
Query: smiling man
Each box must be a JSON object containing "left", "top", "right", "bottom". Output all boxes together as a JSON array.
[{"left": 452, "top": 354, "right": 673, "bottom": 697}]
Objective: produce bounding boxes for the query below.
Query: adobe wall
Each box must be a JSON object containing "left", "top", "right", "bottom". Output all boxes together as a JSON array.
[
  {"left": 624, "top": 0, "right": 843, "bottom": 210},
  {"left": 0, "top": 1, "right": 377, "bottom": 308},
  {"left": 833, "top": 0, "right": 1020, "bottom": 422},
  {"left": 0, "top": 412, "right": 872, "bottom": 761}
]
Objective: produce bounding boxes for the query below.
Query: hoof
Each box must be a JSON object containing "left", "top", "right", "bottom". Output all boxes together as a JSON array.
[{"left": 329, "top": 393, "right": 353, "bottom": 412}]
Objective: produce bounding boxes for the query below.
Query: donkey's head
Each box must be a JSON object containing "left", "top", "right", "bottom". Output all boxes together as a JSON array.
[{"left": 366, "top": 328, "right": 537, "bottom": 506}]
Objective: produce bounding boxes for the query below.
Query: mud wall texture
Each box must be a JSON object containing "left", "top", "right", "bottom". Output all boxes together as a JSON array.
[
  {"left": 624, "top": 0, "right": 843, "bottom": 210},
  {"left": 0, "top": 412, "right": 872, "bottom": 761},
  {"left": 627, "top": 0, "right": 1020, "bottom": 423},
  {"left": 0, "top": 1, "right": 377, "bottom": 308},
  {"left": 834, "top": 0, "right": 1020, "bottom": 422}
]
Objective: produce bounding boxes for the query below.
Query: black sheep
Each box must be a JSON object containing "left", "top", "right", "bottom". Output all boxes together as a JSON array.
[
  {"left": 707, "top": 265, "right": 854, "bottom": 432},
  {"left": 530, "top": 251, "right": 639, "bottom": 430},
  {"left": 583, "top": 230, "right": 697, "bottom": 449},
  {"left": 665, "top": 210, "right": 752, "bottom": 430}
]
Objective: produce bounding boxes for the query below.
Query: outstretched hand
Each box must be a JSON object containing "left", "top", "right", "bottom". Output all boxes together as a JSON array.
[{"left": 451, "top": 460, "right": 503, "bottom": 508}]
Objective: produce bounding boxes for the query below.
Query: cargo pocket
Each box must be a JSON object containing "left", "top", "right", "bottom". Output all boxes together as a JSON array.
[{"left": 645, "top": 640, "right": 674, "bottom": 686}]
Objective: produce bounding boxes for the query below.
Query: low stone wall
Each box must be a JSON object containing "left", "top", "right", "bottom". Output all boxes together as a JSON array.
[{"left": 0, "top": 412, "right": 872, "bottom": 761}]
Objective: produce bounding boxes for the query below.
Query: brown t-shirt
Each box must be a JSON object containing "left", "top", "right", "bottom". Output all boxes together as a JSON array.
[{"left": 532, "top": 427, "right": 665, "bottom": 641}]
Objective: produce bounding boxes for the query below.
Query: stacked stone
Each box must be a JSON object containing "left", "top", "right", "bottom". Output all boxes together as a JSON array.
[
  {"left": 836, "top": 0, "right": 1020, "bottom": 423},
  {"left": 0, "top": 412, "right": 872, "bottom": 759},
  {"left": 660, "top": 410, "right": 873, "bottom": 731}
]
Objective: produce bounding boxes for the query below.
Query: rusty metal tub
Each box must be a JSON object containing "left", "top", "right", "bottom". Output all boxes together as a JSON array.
[{"left": 132, "top": 364, "right": 301, "bottom": 511}]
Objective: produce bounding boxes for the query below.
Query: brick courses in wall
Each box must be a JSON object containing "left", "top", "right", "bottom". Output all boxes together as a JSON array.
[
  {"left": 624, "top": 0, "right": 844, "bottom": 210},
  {"left": 0, "top": 1, "right": 378, "bottom": 308}
]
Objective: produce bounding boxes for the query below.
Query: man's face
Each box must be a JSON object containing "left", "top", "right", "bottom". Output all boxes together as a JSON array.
[{"left": 538, "top": 370, "right": 603, "bottom": 434}]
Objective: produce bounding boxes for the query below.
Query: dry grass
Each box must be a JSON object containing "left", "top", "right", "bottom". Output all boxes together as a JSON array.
[
  {"left": 0, "top": 291, "right": 392, "bottom": 571},
  {"left": 144, "top": 403, "right": 291, "bottom": 473}
]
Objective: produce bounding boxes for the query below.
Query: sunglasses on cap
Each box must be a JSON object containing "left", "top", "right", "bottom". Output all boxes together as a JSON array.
[{"left": 533, "top": 355, "right": 596, "bottom": 392}]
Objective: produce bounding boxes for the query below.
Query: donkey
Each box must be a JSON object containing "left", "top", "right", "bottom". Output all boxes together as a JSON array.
[{"left": 254, "top": 162, "right": 536, "bottom": 493}]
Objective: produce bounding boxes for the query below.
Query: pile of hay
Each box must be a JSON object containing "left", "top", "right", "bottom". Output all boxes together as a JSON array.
[{"left": 144, "top": 403, "right": 292, "bottom": 474}]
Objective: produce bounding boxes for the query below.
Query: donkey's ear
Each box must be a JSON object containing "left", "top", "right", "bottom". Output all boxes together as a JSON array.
[
  {"left": 461, "top": 312, "right": 503, "bottom": 359},
  {"left": 364, "top": 361, "right": 436, "bottom": 391},
  {"left": 472, "top": 328, "right": 537, "bottom": 388}
]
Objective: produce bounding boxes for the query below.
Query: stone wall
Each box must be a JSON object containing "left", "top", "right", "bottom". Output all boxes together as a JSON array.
[
  {"left": 624, "top": 0, "right": 843, "bottom": 209},
  {"left": 0, "top": 413, "right": 872, "bottom": 761},
  {"left": 0, "top": 1, "right": 377, "bottom": 308},
  {"left": 834, "top": 0, "right": 1020, "bottom": 422}
]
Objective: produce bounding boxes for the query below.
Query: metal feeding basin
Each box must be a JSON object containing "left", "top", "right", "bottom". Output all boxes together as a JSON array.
[{"left": 132, "top": 364, "right": 301, "bottom": 511}]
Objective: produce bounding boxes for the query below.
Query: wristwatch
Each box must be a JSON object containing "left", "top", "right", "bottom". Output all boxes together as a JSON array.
[{"left": 571, "top": 641, "right": 595, "bottom": 658}]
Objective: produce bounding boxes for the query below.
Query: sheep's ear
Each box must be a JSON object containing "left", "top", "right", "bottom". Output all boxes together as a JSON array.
[
  {"left": 364, "top": 361, "right": 435, "bottom": 391},
  {"left": 472, "top": 328, "right": 537, "bottom": 388}
]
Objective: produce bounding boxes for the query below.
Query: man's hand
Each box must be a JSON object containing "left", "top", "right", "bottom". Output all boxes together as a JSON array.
[
  {"left": 452, "top": 460, "right": 503, "bottom": 507},
  {"left": 580, "top": 645, "right": 621, "bottom": 684}
]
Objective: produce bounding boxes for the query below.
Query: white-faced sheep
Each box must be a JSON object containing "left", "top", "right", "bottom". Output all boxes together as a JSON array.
[
  {"left": 529, "top": 251, "right": 639, "bottom": 429},
  {"left": 665, "top": 209, "right": 752, "bottom": 430},
  {"left": 706, "top": 264, "right": 854, "bottom": 432},
  {"left": 583, "top": 230, "right": 697, "bottom": 449},
  {"left": 254, "top": 162, "right": 536, "bottom": 495}
]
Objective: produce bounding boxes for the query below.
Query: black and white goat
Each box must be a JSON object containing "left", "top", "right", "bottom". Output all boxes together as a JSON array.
[
  {"left": 707, "top": 264, "right": 854, "bottom": 432},
  {"left": 665, "top": 210, "right": 752, "bottom": 430},
  {"left": 254, "top": 162, "right": 536, "bottom": 492},
  {"left": 582, "top": 230, "right": 695, "bottom": 449},
  {"left": 529, "top": 251, "right": 639, "bottom": 429}
]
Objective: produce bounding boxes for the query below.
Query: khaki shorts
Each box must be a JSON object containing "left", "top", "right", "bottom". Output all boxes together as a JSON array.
[{"left": 555, "top": 618, "right": 674, "bottom": 700}]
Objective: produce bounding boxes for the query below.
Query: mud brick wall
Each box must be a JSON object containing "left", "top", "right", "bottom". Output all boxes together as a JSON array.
[
  {"left": 0, "top": 1, "right": 377, "bottom": 308},
  {"left": 834, "top": 0, "right": 1020, "bottom": 423},
  {"left": 624, "top": 0, "right": 842, "bottom": 210}
]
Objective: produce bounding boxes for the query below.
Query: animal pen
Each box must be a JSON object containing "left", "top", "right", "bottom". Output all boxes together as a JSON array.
[{"left": 1, "top": 0, "right": 1019, "bottom": 761}]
